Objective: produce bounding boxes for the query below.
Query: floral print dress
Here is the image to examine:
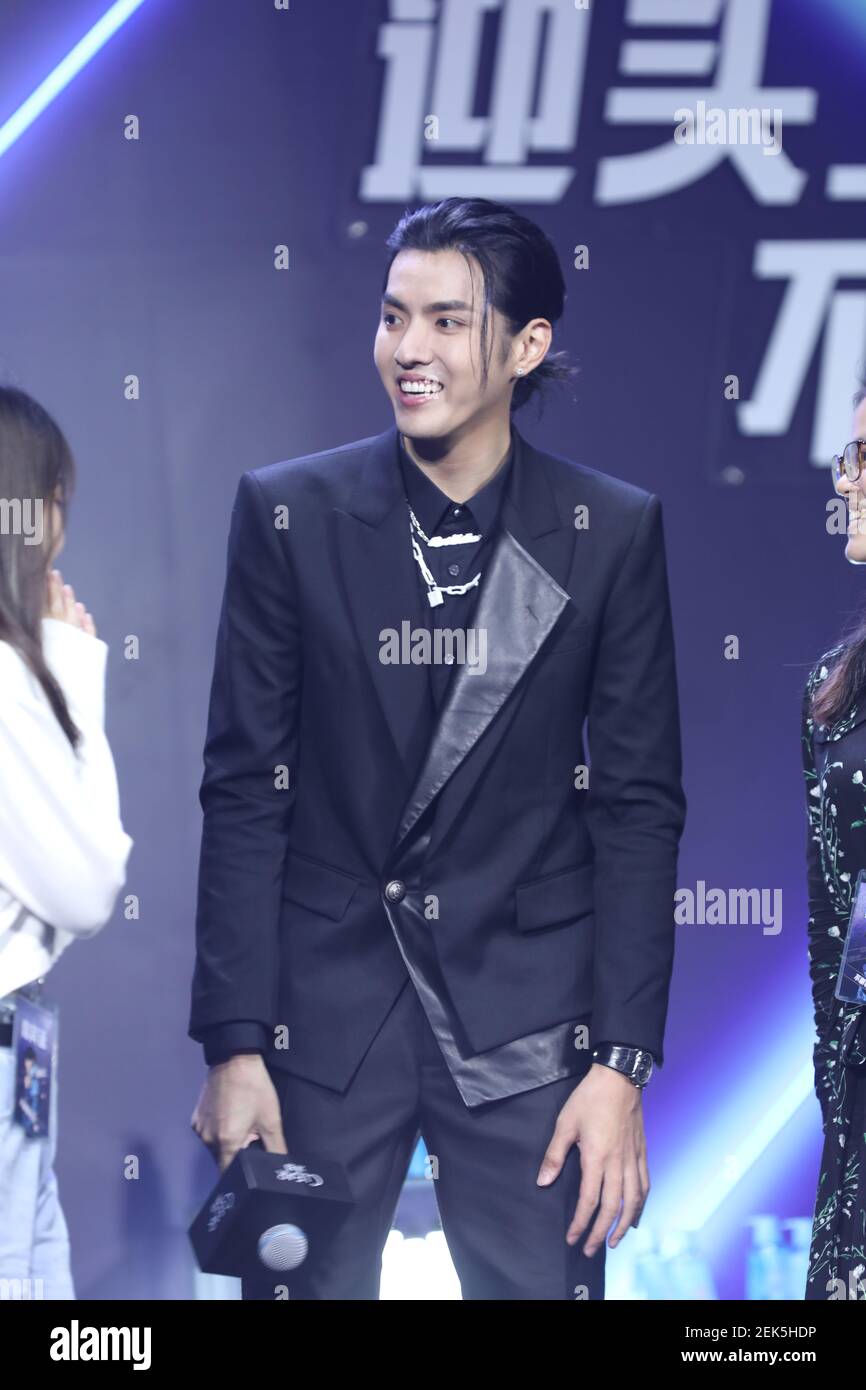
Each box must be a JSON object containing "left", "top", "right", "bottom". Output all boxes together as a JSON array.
[{"left": 802, "top": 648, "right": 866, "bottom": 1299}]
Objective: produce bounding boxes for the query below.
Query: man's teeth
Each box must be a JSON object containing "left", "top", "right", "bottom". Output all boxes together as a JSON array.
[{"left": 399, "top": 380, "right": 443, "bottom": 394}]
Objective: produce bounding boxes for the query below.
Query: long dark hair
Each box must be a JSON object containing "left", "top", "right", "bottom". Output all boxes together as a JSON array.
[
  {"left": 382, "top": 197, "right": 578, "bottom": 414},
  {"left": 0, "top": 386, "right": 81, "bottom": 750},
  {"left": 811, "top": 373, "right": 866, "bottom": 725}
]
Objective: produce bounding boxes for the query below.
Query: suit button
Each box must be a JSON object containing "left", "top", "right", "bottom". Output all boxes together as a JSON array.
[{"left": 385, "top": 879, "right": 405, "bottom": 902}]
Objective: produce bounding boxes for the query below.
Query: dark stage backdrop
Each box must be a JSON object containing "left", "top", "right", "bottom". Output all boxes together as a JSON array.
[{"left": 1, "top": 0, "right": 864, "bottom": 1299}]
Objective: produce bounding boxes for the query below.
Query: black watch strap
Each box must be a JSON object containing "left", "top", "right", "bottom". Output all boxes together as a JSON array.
[{"left": 591, "top": 1042, "right": 654, "bottom": 1088}]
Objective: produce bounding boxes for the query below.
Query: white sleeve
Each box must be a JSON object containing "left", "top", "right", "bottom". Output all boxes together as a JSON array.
[{"left": 0, "top": 618, "right": 133, "bottom": 935}]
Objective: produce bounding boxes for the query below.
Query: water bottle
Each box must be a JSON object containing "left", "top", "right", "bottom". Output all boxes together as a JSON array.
[
  {"left": 781, "top": 1218, "right": 812, "bottom": 1299},
  {"left": 745, "top": 1215, "right": 787, "bottom": 1299}
]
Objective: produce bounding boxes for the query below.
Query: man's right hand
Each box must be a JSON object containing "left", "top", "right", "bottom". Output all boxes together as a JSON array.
[{"left": 191, "top": 1054, "right": 288, "bottom": 1174}]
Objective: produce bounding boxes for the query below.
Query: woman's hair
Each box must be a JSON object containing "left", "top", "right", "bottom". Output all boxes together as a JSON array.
[
  {"left": 810, "top": 371, "right": 866, "bottom": 726},
  {"left": 382, "top": 197, "right": 578, "bottom": 415},
  {"left": 0, "top": 385, "right": 80, "bottom": 749}
]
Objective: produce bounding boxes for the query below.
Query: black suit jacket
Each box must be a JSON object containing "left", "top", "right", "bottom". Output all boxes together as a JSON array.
[{"left": 189, "top": 422, "right": 686, "bottom": 1095}]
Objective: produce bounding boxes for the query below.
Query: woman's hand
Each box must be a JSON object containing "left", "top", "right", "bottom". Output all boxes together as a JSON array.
[{"left": 45, "top": 569, "right": 97, "bottom": 637}]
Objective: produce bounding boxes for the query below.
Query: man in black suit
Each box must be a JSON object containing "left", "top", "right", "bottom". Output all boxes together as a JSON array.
[{"left": 189, "top": 198, "right": 686, "bottom": 1300}]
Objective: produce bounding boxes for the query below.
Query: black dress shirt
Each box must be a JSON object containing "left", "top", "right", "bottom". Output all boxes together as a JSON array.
[{"left": 397, "top": 432, "right": 513, "bottom": 712}]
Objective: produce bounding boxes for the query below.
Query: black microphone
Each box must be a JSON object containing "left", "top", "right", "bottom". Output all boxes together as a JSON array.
[{"left": 188, "top": 1141, "right": 354, "bottom": 1282}]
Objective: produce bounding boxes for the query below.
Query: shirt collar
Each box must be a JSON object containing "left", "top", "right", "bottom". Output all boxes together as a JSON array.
[{"left": 398, "top": 431, "right": 514, "bottom": 537}]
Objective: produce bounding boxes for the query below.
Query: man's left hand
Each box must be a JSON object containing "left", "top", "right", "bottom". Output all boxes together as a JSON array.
[{"left": 536, "top": 1063, "right": 649, "bottom": 1255}]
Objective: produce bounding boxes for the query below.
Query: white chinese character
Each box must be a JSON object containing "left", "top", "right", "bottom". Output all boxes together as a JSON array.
[
  {"left": 596, "top": 0, "right": 816, "bottom": 205},
  {"left": 738, "top": 241, "right": 866, "bottom": 467},
  {"left": 361, "top": 0, "right": 592, "bottom": 203}
]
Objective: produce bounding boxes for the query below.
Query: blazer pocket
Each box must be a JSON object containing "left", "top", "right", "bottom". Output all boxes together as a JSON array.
[
  {"left": 282, "top": 850, "right": 361, "bottom": 921},
  {"left": 514, "top": 861, "right": 594, "bottom": 932}
]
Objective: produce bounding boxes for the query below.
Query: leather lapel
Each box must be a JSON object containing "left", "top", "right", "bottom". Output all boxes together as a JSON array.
[{"left": 390, "top": 425, "right": 579, "bottom": 854}]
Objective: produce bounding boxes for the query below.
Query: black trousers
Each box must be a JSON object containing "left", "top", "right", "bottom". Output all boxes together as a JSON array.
[{"left": 241, "top": 979, "right": 606, "bottom": 1300}]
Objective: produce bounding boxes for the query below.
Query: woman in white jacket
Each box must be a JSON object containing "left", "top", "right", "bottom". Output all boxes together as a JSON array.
[{"left": 0, "top": 386, "right": 132, "bottom": 1299}]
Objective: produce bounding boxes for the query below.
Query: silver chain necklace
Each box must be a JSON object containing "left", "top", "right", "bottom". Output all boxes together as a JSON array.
[{"left": 407, "top": 503, "right": 481, "bottom": 609}]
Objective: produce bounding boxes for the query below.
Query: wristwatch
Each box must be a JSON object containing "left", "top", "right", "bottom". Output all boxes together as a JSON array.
[{"left": 591, "top": 1042, "right": 654, "bottom": 1089}]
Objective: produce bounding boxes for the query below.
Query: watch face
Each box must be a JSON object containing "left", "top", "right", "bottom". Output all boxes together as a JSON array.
[{"left": 635, "top": 1053, "right": 653, "bottom": 1086}]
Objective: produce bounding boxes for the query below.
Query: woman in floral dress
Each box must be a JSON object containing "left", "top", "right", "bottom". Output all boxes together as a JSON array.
[{"left": 802, "top": 381, "right": 866, "bottom": 1300}]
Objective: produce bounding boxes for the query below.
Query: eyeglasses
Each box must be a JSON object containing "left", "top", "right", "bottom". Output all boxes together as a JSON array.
[{"left": 832, "top": 439, "right": 866, "bottom": 483}]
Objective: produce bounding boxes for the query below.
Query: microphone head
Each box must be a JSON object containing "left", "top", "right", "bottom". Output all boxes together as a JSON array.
[{"left": 257, "top": 1224, "right": 309, "bottom": 1271}]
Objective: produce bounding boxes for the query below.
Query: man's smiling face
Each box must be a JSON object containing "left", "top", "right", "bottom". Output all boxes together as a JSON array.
[{"left": 374, "top": 248, "right": 517, "bottom": 444}]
